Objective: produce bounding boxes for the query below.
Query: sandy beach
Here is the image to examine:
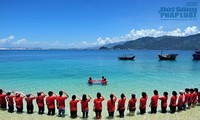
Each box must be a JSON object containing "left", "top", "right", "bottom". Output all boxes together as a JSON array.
[{"left": 0, "top": 105, "right": 199, "bottom": 120}]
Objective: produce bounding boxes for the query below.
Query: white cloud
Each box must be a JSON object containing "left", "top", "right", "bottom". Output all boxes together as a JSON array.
[
  {"left": 184, "top": 26, "right": 198, "bottom": 35},
  {"left": 0, "top": 35, "right": 15, "bottom": 44},
  {"left": 94, "top": 26, "right": 199, "bottom": 46},
  {"left": 13, "top": 38, "right": 27, "bottom": 45}
]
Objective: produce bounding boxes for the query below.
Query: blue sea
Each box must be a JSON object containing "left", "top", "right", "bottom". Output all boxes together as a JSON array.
[{"left": 0, "top": 50, "right": 200, "bottom": 99}]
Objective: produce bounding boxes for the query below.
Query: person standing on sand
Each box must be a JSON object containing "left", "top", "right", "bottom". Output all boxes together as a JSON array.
[
  {"left": 169, "top": 91, "right": 177, "bottom": 113},
  {"left": 46, "top": 91, "right": 57, "bottom": 115},
  {"left": 177, "top": 90, "right": 184, "bottom": 111},
  {"left": 93, "top": 92, "right": 104, "bottom": 119},
  {"left": 193, "top": 88, "right": 198, "bottom": 107},
  {"left": 6, "top": 91, "right": 15, "bottom": 113},
  {"left": 25, "top": 93, "right": 36, "bottom": 114},
  {"left": 81, "top": 94, "right": 91, "bottom": 118},
  {"left": 184, "top": 88, "right": 190, "bottom": 109},
  {"left": 149, "top": 90, "right": 159, "bottom": 114},
  {"left": 70, "top": 95, "right": 81, "bottom": 118},
  {"left": 36, "top": 91, "right": 46, "bottom": 114},
  {"left": 159, "top": 92, "right": 168, "bottom": 113},
  {"left": 127, "top": 94, "right": 137, "bottom": 116},
  {"left": 139, "top": 92, "right": 148, "bottom": 115},
  {"left": 0, "top": 89, "right": 7, "bottom": 110},
  {"left": 56, "top": 91, "right": 69, "bottom": 117},
  {"left": 14, "top": 92, "right": 25, "bottom": 113},
  {"left": 190, "top": 88, "right": 195, "bottom": 108},
  {"left": 117, "top": 93, "right": 126, "bottom": 118},
  {"left": 107, "top": 93, "right": 117, "bottom": 118}
]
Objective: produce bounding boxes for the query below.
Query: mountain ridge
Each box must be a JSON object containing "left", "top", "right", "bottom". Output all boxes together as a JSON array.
[{"left": 99, "top": 33, "right": 200, "bottom": 50}]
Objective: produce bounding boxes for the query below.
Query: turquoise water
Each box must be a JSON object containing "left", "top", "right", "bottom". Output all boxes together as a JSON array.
[{"left": 0, "top": 50, "right": 200, "bottom": 99}]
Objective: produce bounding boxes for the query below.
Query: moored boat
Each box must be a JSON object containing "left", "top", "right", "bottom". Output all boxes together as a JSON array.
[
  {"left": 158, "top": 54, "right": 178, "bottom": 60},
  {"left": 193, "top": 50, "right": 200, "bottom": 60},
  {"left": 118, "top": 54, "right": 135, "bottom": 60}
]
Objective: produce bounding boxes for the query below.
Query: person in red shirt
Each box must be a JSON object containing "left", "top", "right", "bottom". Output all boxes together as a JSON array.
[
  {"left": 25, "top": 93, "right": 36, "bottom": 114},
  {"left": 193, "top": 88, "right": 198, "bottom": 107},
  {"left": 70, "top": 95, "right": 81, "bottom": 118},
  {"left": 88, "top": 77, "right": 93, "bottom": 85},
  {"left": 159, "top": 92, "right": 168, "bottom": 113},
  {"left": 139, "top": 92, "right": 148, "bottom": 115},
  {"left": 177, "top": 90, "right": 184, "bottom": 111},
  {"left": 169, "top": 91, "right": 177, "bottom": 113},
  {"left": 0, "top": 89, "right": 7, "bottom": 110},
  {"left": 149, "top": 90, "right": 159, "bottom": 114},
  {"left": 190, "top": 88, "right": 195, "bottom": 108},
  {"left": 36, "top": 91, "right": 46, "bottom": 114},
  {"left": 93, "top": 92, "right": 104, "bottom": 119},
  {"left": 6, "top": 91, "right": 15, "bottom": 113},
  {"left": 81, "top": 94, "right": 91, "bottom": 118},
  {"left": 107, "top": 93, "right": 117, "bottom": 118},
  {"left": 127, "top": 94, "right": 137, "bottom": 116},
  {"left": 14, "top": 92, "right": 25, "bottom": 113},
  {"left": 117, "top": 93, "right": 126, "bottom": 118},
  {"left": 56, "top": 91, "right": 69, "bottom": 117},
  {"left": 102, "top": 79, "right": 107, "bottom": 85},
  {"left": 101, "top": 76, "right": 107, "bottom": 85},
  {"left": 184, "top": 88, "right": 190, "bottom": 109},
  {"left": 46, "top": 91, "right": 57, "bottom": 115}
]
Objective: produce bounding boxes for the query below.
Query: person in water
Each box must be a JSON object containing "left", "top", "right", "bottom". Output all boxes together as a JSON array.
[
  {"left": 107, "top": 93, "right": 117, "bottom": 118},
  {"left": 101, "top": 76, "right": 107, "bottom": 85},
  {"left": 46, "top": 91, "right": 57, "bottom": 115},
  {"left": 117, "top": 93, "right": 126, "bottom": 118},
  {"left": 149, "top": 90, "right": 159, "bottom": 114},
  {"left": 14, "top": 92, "right": 25, "bottom": 113},
  {"left": 56, "top": 91, "right": 69, "bottom": 117},
  {"left": 93, "top": 92, "right": 104, "bottom": 119},
  {"left": 169, "top": 91, "right": 177, "bottom": 113},
  {"left": 70, "top": 95, "right": 81, "bottom": 118},
  {"left": 159, "top": 92, "right": 168, "bottom": 113},
  {"left": 127, "top": 94, "right": 137, "bottom": 116},
  {"left": 6, "top": 91, "right": 15, "bottom": 113},
  {"left": 36, "top": 91, "right": 46, "bottom": 114},
  {"left": 88, "top": 77, "right": 93, "bottom": 85},
  {"left": 81, "top": 94, "right": 91, "bottom": 118},
  {"left": 0, "top": 89, "right": 7, "bottom": 110},
  {"left": 139, "top": 92, "right": 148, "bottom": 115},
  {"left": 25, "top": 93, "right": 36, "bottom": 114}
]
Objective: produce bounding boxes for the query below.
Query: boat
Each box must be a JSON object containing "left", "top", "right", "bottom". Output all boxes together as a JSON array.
[
  {"left": 118, "top": 54, "right": 135, "bottom": 60},
  {"left": 192, "top": 50, "right": 200, "bottom": 60},
  {"left": 158, "top": 54, "right": 178, "bottom": 60}
]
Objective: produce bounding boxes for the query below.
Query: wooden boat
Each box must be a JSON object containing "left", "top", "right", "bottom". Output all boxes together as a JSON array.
[
  {"left": 193, "top": 50, "right": 200, "bottom": 60},
  {"left": 118, "top": 54, "right": 135, "bottom": 60},
  {"left": 158, "top": 54, "right": 178, "bottom": 60}
]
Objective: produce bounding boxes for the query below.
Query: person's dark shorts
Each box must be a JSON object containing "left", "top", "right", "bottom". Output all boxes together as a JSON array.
[{"left": 0, "top": 103, "right": 7, "bottom": 109}]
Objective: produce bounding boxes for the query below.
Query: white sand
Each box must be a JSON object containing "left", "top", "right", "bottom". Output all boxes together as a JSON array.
[{"left": 0, "top": 106, "right": 199, "bottom": 120}]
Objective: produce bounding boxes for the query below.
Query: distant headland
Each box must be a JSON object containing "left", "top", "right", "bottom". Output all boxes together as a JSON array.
[{"left": 100, "top": 33, "right": 200, "bottom": 50}]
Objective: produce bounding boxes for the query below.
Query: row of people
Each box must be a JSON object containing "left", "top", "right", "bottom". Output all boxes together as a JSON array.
[{"left": 0, "top": 88, "right": 199, "bottom": 119}]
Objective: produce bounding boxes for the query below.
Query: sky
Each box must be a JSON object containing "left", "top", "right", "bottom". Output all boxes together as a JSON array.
[{"left": 0, "top": 0, "right": 199, "bottom": 48}]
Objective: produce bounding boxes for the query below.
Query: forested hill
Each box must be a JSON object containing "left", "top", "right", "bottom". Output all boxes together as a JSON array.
[{"left": 100, "top": 33, "right": 200, "bottom": 50}]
